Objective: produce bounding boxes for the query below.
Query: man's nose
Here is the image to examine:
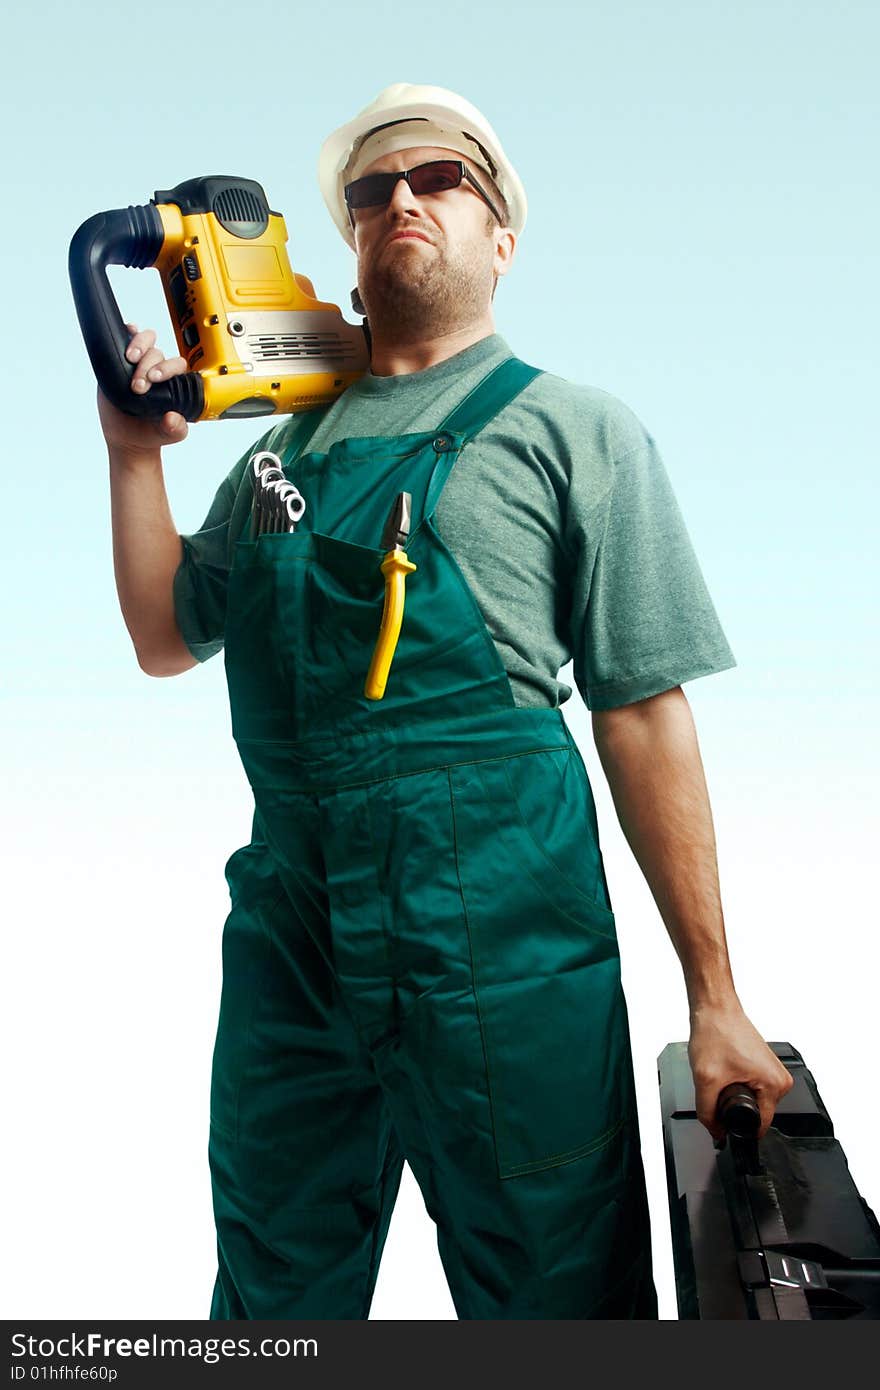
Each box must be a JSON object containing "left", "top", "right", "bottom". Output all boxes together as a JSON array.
[{"left": 386, "top": 175, "right": 422, "bottom": 216}]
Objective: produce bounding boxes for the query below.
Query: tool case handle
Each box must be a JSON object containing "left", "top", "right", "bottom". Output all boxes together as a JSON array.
[
  {"left": 715, "top": 1080, "right": 763, "bottom": 1171},
  {"left": 716, "top": 1081, "right": 761, "bottom": 1137}
]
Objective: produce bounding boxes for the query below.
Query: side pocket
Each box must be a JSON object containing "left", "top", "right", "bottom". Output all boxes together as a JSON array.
[
  {"left": 450, "top": 759, "right": 632, "bottom": 1179},
  {"left": 497, "top": 744, "right": 615, "bottom": 924}
]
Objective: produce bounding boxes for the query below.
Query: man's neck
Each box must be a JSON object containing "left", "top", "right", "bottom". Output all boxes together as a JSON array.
[{"left": 367, "top": 317, "right": 497, "bottom": 377}]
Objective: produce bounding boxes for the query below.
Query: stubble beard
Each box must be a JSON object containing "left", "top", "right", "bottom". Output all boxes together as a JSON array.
[{"left": 359, "top": 238, "right": 492, "bottom": 338}]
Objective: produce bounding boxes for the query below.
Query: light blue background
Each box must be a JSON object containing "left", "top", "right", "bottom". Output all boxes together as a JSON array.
[{"left": 3, "top": 0, "right": 877, "bottom": 1320}]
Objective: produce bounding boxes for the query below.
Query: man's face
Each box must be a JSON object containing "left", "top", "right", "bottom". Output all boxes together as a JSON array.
[{"left": 350, "top": 144, "right": 514, "bottom": 335}]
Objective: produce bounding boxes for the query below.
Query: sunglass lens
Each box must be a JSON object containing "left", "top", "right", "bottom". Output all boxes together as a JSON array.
[
  {"left": 409, "top": 161, "right": 462, "bottom": 194},
  {"left": 347, "top": 174, "right": 390, "bottom": 209},
  {"left": 346, "top": 161, "right": 463, "bottom": 208}
]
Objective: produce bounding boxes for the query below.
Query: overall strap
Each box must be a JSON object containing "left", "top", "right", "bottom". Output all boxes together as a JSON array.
[
  {"left": 275, "top": 402, "right": 332, "bottom": 466},
  {"left": 423, "top": 358, "right": 544, "bottom": 523},
  {"left": 438, "top": 356, "right": 543, "bottom": 441}
]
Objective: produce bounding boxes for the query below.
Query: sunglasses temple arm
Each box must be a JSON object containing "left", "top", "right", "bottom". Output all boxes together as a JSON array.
[{"left": 464, "top": 167, "right": 503, "bottom": 224}]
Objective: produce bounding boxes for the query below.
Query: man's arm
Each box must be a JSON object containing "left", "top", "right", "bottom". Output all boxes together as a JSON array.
[
  {"left": 591, "top": 686, "right": 793, "bottom": 1138},
  {"left": 108, "top": 445, "right": 199, "bottom": 677},
  {"left": 592, "top": 686, "right": 733, "bottom": 1006},
  {"left": 98, "top": 325, "right": 198, "bottom": 678}
]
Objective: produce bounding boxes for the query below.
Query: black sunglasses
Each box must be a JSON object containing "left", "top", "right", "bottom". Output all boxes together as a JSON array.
[{"left": 344, "top": 159, "right": 503, "bottom": 226}]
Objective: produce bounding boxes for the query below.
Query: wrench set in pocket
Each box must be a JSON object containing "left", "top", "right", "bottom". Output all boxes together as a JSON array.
[{"left": 249, "top": 450, "right": 307, "bottom": 537}]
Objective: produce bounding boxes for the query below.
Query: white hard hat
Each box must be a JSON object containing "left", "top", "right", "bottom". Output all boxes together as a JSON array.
[{"left": 317, "top": 82, "right": 527, "bottom": 253}]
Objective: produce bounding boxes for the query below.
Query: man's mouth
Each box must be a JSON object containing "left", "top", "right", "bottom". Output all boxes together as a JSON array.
[{"left": 388, "top": 231, "right": 431, "bottom": 244}]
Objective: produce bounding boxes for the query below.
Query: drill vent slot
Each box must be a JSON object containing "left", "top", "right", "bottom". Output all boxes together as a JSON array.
[{"left": 248, "top": 333, "right": 359, "bottom": 362}]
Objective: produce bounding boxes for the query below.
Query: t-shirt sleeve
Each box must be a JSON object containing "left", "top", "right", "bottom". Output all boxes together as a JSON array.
[
  {"left": 172, "top": 424, "right": 279, "bottom": 662},
  {"left": 566, "top": 410, "right": 737, "bottom": 710}
]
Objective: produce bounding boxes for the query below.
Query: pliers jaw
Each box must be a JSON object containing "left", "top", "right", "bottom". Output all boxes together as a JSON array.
[{"left": 380, "top": 491, "right": 412, "bottom": 551}]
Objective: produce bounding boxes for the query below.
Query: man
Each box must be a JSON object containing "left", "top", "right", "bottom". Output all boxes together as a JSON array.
[{"left": 100, "top": 83, "right": 794, "bottom": 1319}]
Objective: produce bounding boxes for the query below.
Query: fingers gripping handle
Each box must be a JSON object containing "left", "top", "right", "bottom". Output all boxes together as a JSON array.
[{"left": 68, "top": 203, "right": 204, "bottom": 421}]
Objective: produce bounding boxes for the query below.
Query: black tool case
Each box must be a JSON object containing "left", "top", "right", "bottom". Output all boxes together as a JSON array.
[{"left": 658, "top": 1040, "right": 880, "bottom": 1319}]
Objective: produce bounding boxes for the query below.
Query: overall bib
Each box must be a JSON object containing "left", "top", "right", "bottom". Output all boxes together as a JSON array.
[{"left": 209, "top": 355, "right": 658, "bottom": 1320}]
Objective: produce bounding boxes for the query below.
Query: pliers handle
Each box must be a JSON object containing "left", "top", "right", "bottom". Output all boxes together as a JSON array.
[{"left": 364, "top": 492, "right": 417, "bottom": 700}]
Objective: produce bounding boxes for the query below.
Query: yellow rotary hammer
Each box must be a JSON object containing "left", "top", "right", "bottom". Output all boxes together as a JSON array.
[{"left": 69, "top": 174, "right": 370, "bottom": 422}]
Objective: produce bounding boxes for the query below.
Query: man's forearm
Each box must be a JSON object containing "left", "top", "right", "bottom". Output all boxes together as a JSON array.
[
  {"left": 108, "top": 446, "right": 196, "bottom": 676},
  {"left": 590, "top": 686, "right": 737, "bottom": 1011}
]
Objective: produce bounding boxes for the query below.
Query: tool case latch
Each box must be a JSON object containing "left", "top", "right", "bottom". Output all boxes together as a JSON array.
[{"left": 738, "top": 1248, "right": 829, "bottom": 1291}]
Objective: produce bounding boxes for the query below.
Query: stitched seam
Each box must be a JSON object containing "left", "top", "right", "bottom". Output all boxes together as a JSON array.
[
  {"left": 360, "top": 1136, "right": 401, "bottom": 1319},
  {"left": 586, "top": 656, "right": 736, "bottom": 698},
  {"left": 231, "top": 886, "right": 287, "bottom": 1141},
  {"left": 435, "top": 355, "right": 520, "bottom": 435},
  {"left": 210, "top": 884, "right": 288, "bottom": 1143},
  {"left": 450, "top": 764, "right": 620, "bottom": 1181},
  {"left": 474, "top": 762, "right": 618, "bottom": 944},
  {"left": 239, "top": 743, "right": 571, "bottom": 795},
  {"left": 497, "top": 750, "right": 616, "bottom": 928},
  {"left": 500, "top": 1114, "right": 626, "bottom": 1179},
  {"left": 440, "top": 361, "right": 543, "bottom": 441},
  {"left": 448, "top": 766, "right": 508, "bottom": 1175},
  {"left": 423, "top": 513, "right": 518, "bottom": 709},
  {"left": 363, "top": 786, "right": 396, "bottom": 980}
]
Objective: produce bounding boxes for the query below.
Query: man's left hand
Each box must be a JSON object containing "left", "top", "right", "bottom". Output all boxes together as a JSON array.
[{"left": 688, "top": 997, "right": 795, "bottom": 1142}]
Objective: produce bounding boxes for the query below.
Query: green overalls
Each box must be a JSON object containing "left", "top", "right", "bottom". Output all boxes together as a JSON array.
[{"left": 208, "top": 355, "right": 659, "bottom": 1320}]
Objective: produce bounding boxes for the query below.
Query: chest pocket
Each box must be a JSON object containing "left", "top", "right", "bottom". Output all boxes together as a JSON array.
[{"left": 278, "top": 437, "right": 447, "bottom": 552}]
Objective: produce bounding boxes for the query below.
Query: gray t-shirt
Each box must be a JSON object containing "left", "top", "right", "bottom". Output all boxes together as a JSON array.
[{"left": 173, "top": 331, "right": 736, "bottom": 710}]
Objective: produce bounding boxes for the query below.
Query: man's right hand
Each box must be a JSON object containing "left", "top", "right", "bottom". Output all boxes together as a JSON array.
[{"left": 98, "top": 323, "right": 191, "bottom": 456}]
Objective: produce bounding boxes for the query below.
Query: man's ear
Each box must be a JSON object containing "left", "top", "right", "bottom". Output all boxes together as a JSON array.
[{"left": 494, "top": 227, "right": 516, "bottom": 280}]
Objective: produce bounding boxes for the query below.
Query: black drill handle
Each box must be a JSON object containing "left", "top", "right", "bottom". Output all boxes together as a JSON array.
[{"left": 68, "top": 203, "right": 204, "bottom": 421}]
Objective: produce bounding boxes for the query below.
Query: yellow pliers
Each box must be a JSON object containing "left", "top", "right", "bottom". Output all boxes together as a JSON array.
[{"left": 364, "top": 491, "right": 417, "bottom": 700}]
